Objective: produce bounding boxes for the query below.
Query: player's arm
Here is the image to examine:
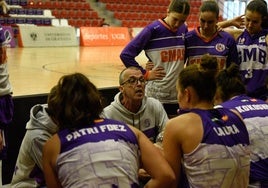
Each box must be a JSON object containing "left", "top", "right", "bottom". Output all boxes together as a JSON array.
[
  {"left": 120, "top": 28, "right": 152, "bottom": 74},
  {"left": 129, "top": 125, "right": 175, "bottom": 188},
  {"left": 162, "top": 118, "right": 183, "bottom": 188},
  {"left": 217, "top": 15, "right": 245, "bottom": 29},
  {"left": 42, "top": 135, "right": 62, "bottom": 188}
]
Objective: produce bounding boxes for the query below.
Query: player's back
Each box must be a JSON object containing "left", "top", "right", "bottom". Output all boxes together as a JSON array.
[
  {"left": 182, "top": 108, "right": 250, "bottom": 187},
  {"left": 219, "top": 95, "right": 268, "bottom": 185},
  {"left": 57, "top": 119, "right": 140, "bottom": 188}
]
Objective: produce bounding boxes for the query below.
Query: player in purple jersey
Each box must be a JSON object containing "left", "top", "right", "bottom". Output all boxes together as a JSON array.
[
  {"left": 0, "top": 23, "right": 13, "bottom": 185},
  {"left": 162, "top": 54, "right": 250, "bottom": 188},
  {"left": 120, "top": 0, "right": 190, "bottom": 116},
  {"left": 42, "top": 73, "right": 175, "bottom": 188},
  {"left": 185, "top": 0, "right": 238, "bottom": 69},
  {"left": 215, "top": 62, "right": 268, "bottom": 188},
  {"left": 223, "top": 0, "right": 268, "bottom": 101}
]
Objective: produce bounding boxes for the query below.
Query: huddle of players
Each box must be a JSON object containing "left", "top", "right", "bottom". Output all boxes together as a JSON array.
[{"left": 8, "top": 0, "right": 268, "bottom": 187}]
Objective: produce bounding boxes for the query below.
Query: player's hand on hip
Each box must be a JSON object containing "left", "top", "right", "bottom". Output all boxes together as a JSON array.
[{"left": 148, "top": 66, "right": 166, "bottom": 80}]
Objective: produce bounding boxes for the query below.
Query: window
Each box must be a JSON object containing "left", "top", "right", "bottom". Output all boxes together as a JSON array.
[{"left": 223, "top": 0, "right": 247, "bottom": 20}]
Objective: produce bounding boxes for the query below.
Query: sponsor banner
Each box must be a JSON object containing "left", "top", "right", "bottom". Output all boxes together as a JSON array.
[
  {"left": 18, "top": 25, "right": 78, "bottom": 47},
  {"left": 80, "top": 27, "right": 131, "bottom": 46},
  {"left": 2, "top": 26, "right": 16, "bottom": 48}
]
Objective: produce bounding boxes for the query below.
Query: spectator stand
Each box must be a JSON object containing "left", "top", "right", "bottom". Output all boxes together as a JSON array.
[{"left": 98, "top": 0, "right": 170, "bottom": 28}]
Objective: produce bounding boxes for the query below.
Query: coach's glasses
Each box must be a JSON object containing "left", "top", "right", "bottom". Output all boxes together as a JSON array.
[{"left": 121, "top": 77, "right": 146, "bottom": 86}]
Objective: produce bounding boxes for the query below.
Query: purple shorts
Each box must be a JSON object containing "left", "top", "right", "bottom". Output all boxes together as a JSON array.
[{"left": 0, "top": 94, "right": 14, "bottom": 128}]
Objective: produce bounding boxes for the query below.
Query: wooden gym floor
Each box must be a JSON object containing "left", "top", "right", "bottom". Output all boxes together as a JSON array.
[{"left": 7, "top": 46, "right": 147, "bottom": 97}]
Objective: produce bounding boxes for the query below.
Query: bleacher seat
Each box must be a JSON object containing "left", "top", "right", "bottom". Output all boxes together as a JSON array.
[
  {"left": 92, "top": 19, "right": 103, "bottom": 27},
  {"left": 25, "top": 17, "right": 35, "bottom": 24},
  {"left": 34, "top": 18, "right": 43, "bottom": 25},
  {"left": 67, "top": 19, "right": 75, "bottom": 26},
  {"left": 81, "top": 11, "right": 91, "bottom": 19},
  {"left": 15, "top": 17, "right": 25, "bottom": 24},
  {"left": 19, "top": 0, "right": 27, "bottom": 6},
  {"left": 52, "top": 9, "right": 60, "bottom": 18},
  {"left": 0, "top": 17, "right": 6, "bottom": 25},
  {"left": 43, "top": 18, "right": 52, "bottom": 26},
  {"left": 84, "top": 19, "right": 91, "bottom": 26},
  {"left": 3, "top": 0, "right": 104, "bottom": 28},
  {"left": 75, "top": 19, "right": 84, "bottom": 27},
  {"left": 91, "top": 11, "right": 98, "bottom": 19},
  {"left": 102, "top": 0, "right": 170, "bottom": 27},
  {"left": 51, "top": 18, "right": 60, "bottom": 26},
  {"left": 60, "top": 19, "right": 69, "bottom": 26},
  {"left": 76, "top": 2, "right": 89, "bottom": 10},
  {"left": 6, "top": 17, "right": 16, "bottom": 25},
  {"left": 43, "top": 9, "right": 52, "bottom": 18},
  {"left": 59, "top": 9, "right": 68, "bottom": 19},
  {"left": 114, "top": 12, "right": 127, "bottom": 20},
  {"left": 10, "top": 0, "right": 20, "bottom": 5}
]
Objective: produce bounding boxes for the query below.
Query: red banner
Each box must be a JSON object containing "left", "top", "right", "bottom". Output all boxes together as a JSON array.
[{"left": 80, "top": 27, "right": 131, "bottom": 46}]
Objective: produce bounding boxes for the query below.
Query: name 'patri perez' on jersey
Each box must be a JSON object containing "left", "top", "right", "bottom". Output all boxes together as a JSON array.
[{"left": 66, "top": 124, "right": 127, "bottom": 141}]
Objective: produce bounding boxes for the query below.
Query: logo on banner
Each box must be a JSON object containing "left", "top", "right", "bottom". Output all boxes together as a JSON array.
[
  {"left": 30, "top": 33, "right": 38, "bottom": 41},
  {"left": 4, "top": 30, "right": 12, "bottom": 44},
  {"left": 2, "top": 26, "right": 15, "bottom": 47}
]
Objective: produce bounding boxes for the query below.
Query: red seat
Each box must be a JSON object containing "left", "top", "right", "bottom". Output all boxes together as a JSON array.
[
  {"left": 59, "top": 10, "right": 68, "bottom": 19},
  {"left": 43, "top": 1, "right": 52, "bottom": 9},
  {"left": 67, "top": 10, "right": 75, "bottom": 19},
  {"left": 131, "top": 4, "right": 139, "bottom": 12},
  {"left": 114, "top": 12, "right": 127, "bottom": 20},
  {"left": 68, "top": 19, "right": 76, "bottom": 26},
  {"left": 91, "top": 11, "right": 98, "bottom": 19},
  {"left": 122, "top": 4, "right": 131, "bottom": 12},
  {"left": 66, "top": 2, "right": 75, "bottom": 9},
  {"left": 61, "top": 1, "right": 68, "bottom": 9},
  {"left": 82, "top": 11, "right": 91, "bottom": 18},
  {"left": 128, "top": 20, "right": 137, "bottom": 28},
  {"left": 84, "top": 3, "right": 90, "bottom": 10},
  {"left": 76, "top": 2, "right": 84, "bottom": 10},
  {"left": 84, "top": 19, "right": 91, "bottom": 26},
  {"left": 121, "top": 20, "right": 128, "bottom": 27},
  {"left": 74, "top": 11, "right": 82, "bottom": 19},
  {"left": 76, "top": 19, "right": 84, "bottom": 27},
  {"left": 106, "top": 3, "right": 119, "bottom": 11},
  {"left": 50, "top": 1, "right": 61, "bottom": 9},
  {"left": 129, "top": 12, "right": 138, "bottom": 20},
  {"left": 91, "top": 19, "right": 102, "bottom": 27},
  {"left": 52, "top": 10, "right": 60, "bottom": 18}
]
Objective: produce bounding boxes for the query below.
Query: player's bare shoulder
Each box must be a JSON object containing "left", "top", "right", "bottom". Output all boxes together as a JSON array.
[{"left": 224, "top": 28, "right": 243, "bottom": 40}]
